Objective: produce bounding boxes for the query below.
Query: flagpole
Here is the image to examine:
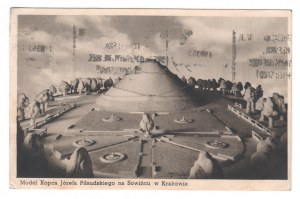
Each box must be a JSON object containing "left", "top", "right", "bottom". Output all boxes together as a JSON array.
[
  {"left": 232, "top": 30, "right": 236, "bottom": 81},
  {"left": 166, "top": 29, "right": 169, "bottom": 67},
  {"left": 72, "top": 25, "right": 76, "bottom": 76}
]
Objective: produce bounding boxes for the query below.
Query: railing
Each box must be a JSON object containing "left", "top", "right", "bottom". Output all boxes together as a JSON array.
[
  {"left": 227, "top": 104, "right": 272, "bottom": 136},
  {"left": 25, "top": 103, "right": 76, "bottom": 131}
]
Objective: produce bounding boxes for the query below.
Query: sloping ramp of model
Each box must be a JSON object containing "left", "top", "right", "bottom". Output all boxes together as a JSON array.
[{"left": 96, "top": 60, "right": 199, "bottom": 112}]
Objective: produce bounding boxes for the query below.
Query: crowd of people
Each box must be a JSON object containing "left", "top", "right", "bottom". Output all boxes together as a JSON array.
[
  {"left": 58, "top": 77, "right": 115, "bottom": 96},
  {"left": 181, "top": 76, "right": 263, "bottom": 98},
  {"left": 17, "top": 77, "right": 117, "bottom": 126},
  {"left": 17, "top": 74, "right": 287, "bottom": 129},
  {"left": 17, "top": 85, "right": 56, "bottom": 126},
  {"left": 181, "top": 76, "right": 287, "bottom": 124},
  {"left": 136, "top": 83, "right": 286, "bottom": 179}
]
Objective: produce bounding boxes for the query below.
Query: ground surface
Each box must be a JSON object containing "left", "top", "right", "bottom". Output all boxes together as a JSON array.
[{"left": 19, "top": 91, "right": 288, "bottom": 179}]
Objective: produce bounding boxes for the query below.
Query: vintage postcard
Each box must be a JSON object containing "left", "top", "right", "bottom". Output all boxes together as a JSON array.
[{"left": 10, "top": 8, "right": 291, "bottom": 190}]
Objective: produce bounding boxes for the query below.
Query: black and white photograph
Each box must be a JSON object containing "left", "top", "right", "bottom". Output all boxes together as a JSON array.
[{"left": 9, "top": 8, "right": 291, "bottom": 190}]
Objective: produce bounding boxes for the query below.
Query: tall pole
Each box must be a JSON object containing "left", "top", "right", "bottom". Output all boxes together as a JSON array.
[
  {"left": 72, "top": 25, "right": 76, "bottom": 62},
  {"left": 232, "top": 30, "right": 236, "bottom": 81},
  {"left": 72, "top": 25, "right": 76, "bottom": 76},
  {"left": 165, "top": 29, "right": 169, "bottom": 67}
]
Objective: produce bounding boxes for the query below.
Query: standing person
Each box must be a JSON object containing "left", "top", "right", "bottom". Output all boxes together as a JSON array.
[
  {"left": 231, "top": 83, "right": 239, "bottom": 97},
  {"left": 244, "top": 86, "right": 255, "bottom": 114},
  {"left": 188, "top": 77, "right": 197, "bottom": 88},
  {"left": 244, "top": 82, "right": 252, "bottom": 90},
  {"left": 255, "top": 97, "right": 265, "bottom": 112},
  {"left": 236, "top": 82, "right": 243, "bottom": 97},
  {"left": 104, "top": 77, "right": 114, "bottom": 89},
  {"left": 35, "top": 86, "right": 56, "bottom": 113},
  {"left": 181, "top": 76, "right": 187, "bottom": 83},
  {"left": 197, "top": 79, "right": 203, "bottom": 90},
  {"left": 108, "top": 77, "right": 113, "bottom": 86},
  {"left": 219, "top": 79, "right": 227, "bottom": 95},
  {"left": 211, "top": 79, "right": 219, "bottom": 93},
  {"left": 27, "top": 100, "right": 42, "bottom": 127},
  {"left": 96, "top": 78, "right": 104, "bottom": 93},
  {"left": 81, "top": 78, "right": 92, "bottom": 95},
  {"left": 226, "top": 80, "right": 233, "bottom": 95},
  {"left": 58, "top": 81, "right": 71, "bottom": 97},
  {"left": 259, "top": 97, "right": 277, "bottom": 128},
  {"left": 69, "top": 78, "right": 80, "bottom": 94},
  {"left": 202, "top": 80, "right": 208, "bottom": 90},
  {"left": 77, "top": 79, "right": 84, "bottom": 95},
  {"left": 48, "top": 85, "right": 57, "bottom": 101},
  {"left": 207, "top": 79, "right": 213, "bottom": 91},
  {"left": 272, "top": 93, "right": 287, "bottom": 121},
  {"left": 90, "top": 78, "right": 99, "bottom": 92},
  {"left": 254, "top": 85, "right": 264, "bottom": 104},
  {"left": 17, "top": 93, "right": 30, "bottom": 121},
  {"left": 35, "top": 91, "right": 48, "bottom": 113}
]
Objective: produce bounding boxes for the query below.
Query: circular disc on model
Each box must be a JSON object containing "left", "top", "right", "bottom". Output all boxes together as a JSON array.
[
  {"left": 73, "top": 139, "right": 96, "bottom": 147},
  {"left": 100, "top": 152, "right": 126, "bottom": 163}
]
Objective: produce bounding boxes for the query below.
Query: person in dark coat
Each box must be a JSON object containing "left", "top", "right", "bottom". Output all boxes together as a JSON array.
[
  {"left": 188, "top": 77, "right": 197, "bottom": 88},
  {"left": 254, "top": 85, "right": 264, "bottom": 103},
  {"left": 197, "top": 79, "right": 203, "bottom": 90},
  {"left": 226, "top": 80, "right": 233, "bottom": 95},
  {"left": 211, "top": 79, "right": 219, "bottom": 92},
  {"left": 236, "top": 82, "right": 243, "bottom": 97},
  {"left": 104, "top": 77, "right": 114, "bottom": 89},
  {"left": 272, "top": 93, "right": 287, "bottom": 121},
  {"left": 181, "top": 76, "right": 187, "bottom": 83}
]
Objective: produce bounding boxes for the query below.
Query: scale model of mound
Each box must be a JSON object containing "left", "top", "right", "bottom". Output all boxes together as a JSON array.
[
  {"left": 96, "top": 60, "right": 199, "bottom": 112},
  {"left": 96, "top": 61, "right": 199, "bottom": 112}
]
